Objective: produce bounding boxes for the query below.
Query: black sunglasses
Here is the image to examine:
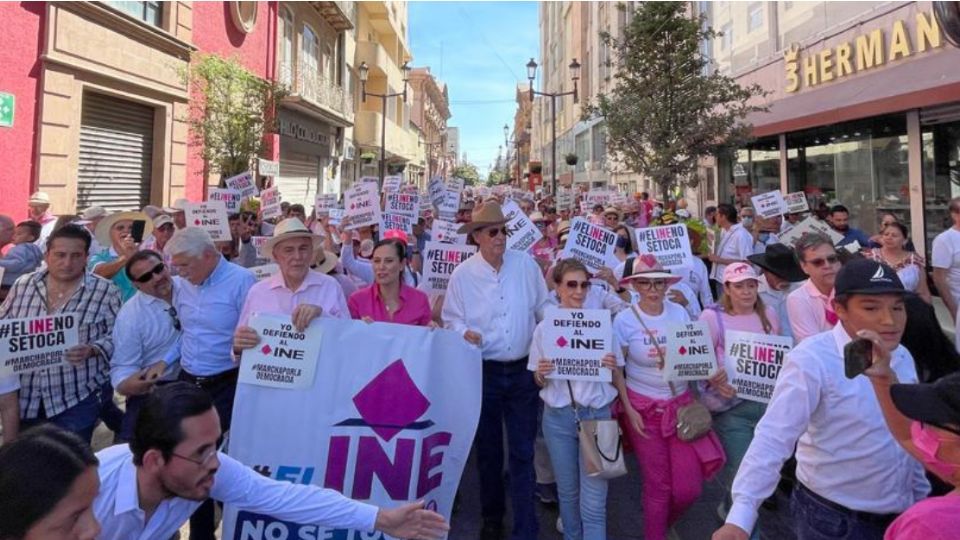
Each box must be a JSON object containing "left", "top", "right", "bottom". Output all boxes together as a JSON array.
[
  {"left": 166, "top": 306, "right": 182, "bottom": 332},
  {"left": 134, "top": 263, "right": 166, "bottom": 284},
  {"left": 564, "top": 280, "right": 591, "bottom": 290},
  {"left": 486, "top": 227, "right": 509, "bottom": 238}
]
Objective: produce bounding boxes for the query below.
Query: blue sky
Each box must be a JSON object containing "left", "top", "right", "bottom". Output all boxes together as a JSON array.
[{"left": 408, "top": 1, "right": 539, "bottom": 177}]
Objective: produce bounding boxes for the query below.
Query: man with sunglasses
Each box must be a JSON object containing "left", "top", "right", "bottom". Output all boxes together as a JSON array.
[
  {"left": 111, "top": 250, "right": 182, "bottom": 442},
  {"left": 786, "top": 233, "right": 842, "bottom": 343},
  {"left": 443, "top": 201, "right": 549, "bottom": 540}
]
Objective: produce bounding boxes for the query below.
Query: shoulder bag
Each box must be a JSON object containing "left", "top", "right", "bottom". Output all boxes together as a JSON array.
[{"left": 566, "top": 381, "right": 627, "bottom": 479}]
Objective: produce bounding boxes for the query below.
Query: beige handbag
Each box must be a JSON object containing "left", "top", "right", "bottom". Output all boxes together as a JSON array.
[
  {"left": 566, "top": 382, "right": 627, "bottom": 479},
  {"left": 630, "top": 306, "right": 713, "bottom": 442}
]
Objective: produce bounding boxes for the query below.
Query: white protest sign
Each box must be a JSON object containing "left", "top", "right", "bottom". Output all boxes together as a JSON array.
[
  {"left": 725, "top": 330, "right": 792, "bottom": 404},
  {"left": 0, "top": 314, "right": 79, "bottom": 377},
  {"left": 314, "top": 193, "right": 338, "bottom": 216},
  {"left": 223, "top": 320, "right": 481, "bottom": 540},
  {"left": 381, "top": 213, "right": 414, "bottom": 235},
  {"left": 663, "top": 321, "right": 717, "bottom": 381},
  {"left": 208, "top": 188, "right": 242, "bottom": 214},
  {"left": 383, "top": 175, "right": 403, "bottom": 193},
  {"left": 502, "top": 200, "right": 543, "bottom": 252},
  {"left": 239, "top": 313, "right": 321, "bottom": 390},
  {"left": 541, "top": 308, "right": 614, "bottom": 383},
  {"left": 447, "top": 176, "right": 465, "bottom": 192},
  {"left": 260, "top": 186, "right": 282, "bottom": 220},
  {"left": 556, "top": 188, "right": 573, "bottom": 211},
  {"left": 428, "top": 177, "right": 446, "bottom": 207},
  {"left": 422, "top": 241, "right": 477, "bottom": 293},
  {"left": 360, "top": 176, "right": 380, "bottom": 184},
  {"left": 437, "top": 190, "right": 460, "bottom": 222},
  {"left": 635, "top": 224, "right": 693, "bottom": 268},
  {"left": 251, "top": 236, "right": 269, "bottom": 259},
  {"left": 344, "top": 183, "right": 381, "bottom": 230},
  {"left": 385, "top": 193, "right": 420, "bottom": 220},
  {"left": 250, "top": 263, "right": 279, "bottom": 281},
  {"left": 327, "top": 208, "right": 344, "bottom": 226},
  {"left": 751, "top": 191, "right": 788, "bottom": 219},
  {"left": 580, "top": 201, "right": 592, "bottom": 214},
  {"left": 225, "top": 171, "right": 258, "bottom": 199},
  {"left": 778, "top": 216, "right": 844, "bottom": 247},
  {"left": 258, "top": 158, "right": 280, "bottom": 177},
  {"left": 560, "top": 217, "right": 618, "bottom": 273},
  {"left": 185, "top": 201, "right": 231, "bottom": 241},
  {"left": 586, "top": 190, "right": 614, "bottom": 207},
  {"left": 784, "top": 192, "right": 810, "bottom": 214},
  {"left": 431, "top": 220, "right": 467, "bottom": 245},
  {"left": 419, "top": 194, "right": 434, "bottom": 215}
]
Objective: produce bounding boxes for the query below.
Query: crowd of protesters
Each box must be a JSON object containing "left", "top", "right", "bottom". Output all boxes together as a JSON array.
[{"left": 0, "top": 182, "right": 959, "bottom": 540}]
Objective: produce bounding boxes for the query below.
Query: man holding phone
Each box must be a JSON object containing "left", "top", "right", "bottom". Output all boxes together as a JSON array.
[
  {"left": 713, "top": 258, "right": 929, "bottom": 540},
  {"left": 89, "top": 210, "right": 153, "bottom": 303}
]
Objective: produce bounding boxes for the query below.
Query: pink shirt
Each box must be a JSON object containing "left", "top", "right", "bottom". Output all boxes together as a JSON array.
[
  {"left": 785, "top": 279, "right": 836, "bottom": 344},
  {"left": 699, "top": 306, "right": 782, "bottom": 367},
  {"left": 885, "top": 495, "right": 960, "bottom": 540},
  {"left": 238, "top": 270, "right": 349, "bottom": 327},
  {"left": 348, "top": 282, "right": 432, "bottom": 326}
]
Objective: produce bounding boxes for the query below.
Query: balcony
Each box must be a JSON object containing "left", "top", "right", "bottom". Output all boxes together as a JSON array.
[
  {"left": 280, "top": 60, "right": 354, "bottom": 126},
  {"left": 354, "top": 109, "right": 419, "bottom": 162},
  {"left": 356, "top": 40, "right": 402, "bottom": 85},
  {"left": 313, "top": 1, "right": 354, "bottom": 31}
]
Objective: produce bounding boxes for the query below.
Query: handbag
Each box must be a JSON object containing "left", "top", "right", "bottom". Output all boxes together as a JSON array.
[
  {"left": 566, "top": 381, "right": 627, "bottom": 479},
  {"left": 630, "top": 306, "right": 713, "bottom": 442}
]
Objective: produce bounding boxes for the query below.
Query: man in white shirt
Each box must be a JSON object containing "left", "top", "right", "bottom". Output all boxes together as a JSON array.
[
  {"left": 713, "top": 258, "right": 929, "bottom": 540},
  {"left": 785, "top": 233, "right": 841, "bottom": 343},
  {"left": 111, "top": 250, "right": 182, "bottom": 442},
  {"left": 708, "top": 204, "right": 754, "bottom": 295},
  {"left": 442, "top": 201, "right": 549, "bottom": 540},
  {"left": 748, "top": 243, "right": 807, "bottom": 343},
  {"left": 93, "top": 382, "right": 448, "bottom": 540},
  {"left": 931, "top": 197, "right": 960, "bottom": 350}
]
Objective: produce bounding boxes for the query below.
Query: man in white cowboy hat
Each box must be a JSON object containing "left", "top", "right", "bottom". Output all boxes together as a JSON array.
[
  {"left": 77, "top": 205, "right": 108, "bottom": 255},
  {"left": 162, "top": 198, "right": 190, "bottom": 230},
  {"left": 442, "top": 200, "right": 549, "bottom": 540},
  {"left": 27, "top": 191, "right": 58, "bottom": 248},
  {"left": 233, "top": 218, "right": 349, "bottom": 354},
  {"left": 88, "top": 210, "right": 154, "bottom": 303}
]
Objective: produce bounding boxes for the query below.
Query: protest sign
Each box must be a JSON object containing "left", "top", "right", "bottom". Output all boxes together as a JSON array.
[
  {"left": 586, "top": 190, "right": 614, "bottom": 207},
  {"left": 419, "top": 194, "right": 434, "bottom": 214},
  {"left": 556, "top": 188, "right": 573, "bottom": 211},
  {"left": 609, "top": 191, "right": 628, "bottom": 207},
  {"left": 579, "top": 201, "right": 592, "bottom": 214},
  {"left": 250, "top": 263, "right": 279, "bottom": 281},
  {"left": 428, "top": 177, "right": 446, "bottom": 207},
  {"left": 260, "top": 186, "right": 282, "bottom": 220},
  {"left": 223, "top": 319, "right": 481, "bottom": 540},
  {"left": 360, "top": 176, "right": 379, "bottom": 184},
  {"left": 541, "top": 308, "right": 614, "bottom": 383},
  {"left": 385, "top": 193, "right": 420, "bottom": 220},
  {"left": 383, "top": 175, "right": 403, "bottom": 193},
  {"left": 258, "top": 158, "right": 280, "bottom": 178},
  {"left": 225, "top": 171, "right": 258, "bottom": 199},
  {"left": 327, "top": 208, "right": 344, "bottom": 226},
  {"left": 431, "top": 219, "right": 466, "bottom": 244},
  {"left": 315, "top": 193, "right": 339, "bottom": 216},
  {"left": 185, "top": 201, "right": 231, "bottom": 241},
  {"left": 239, "top": 313, "right": 322, "bottom": 390},
  {"left": 725, "top": 330, "right": 792, "bottom": 404},
  {"left": 344, "top": 183, "right": 381, "bottom": 230},
  {"left": 635, "top": 224, "right": 693, "bottom": 268},
  {"left": 437, "top": 190, "right": 460, "bottom": 222},
  {"left": 784, "top": 192, "right": 810, "bottom": 214},
  {"left": 422, "top": 241, "right": 477, "bottom": 294},
  {"left": 0, "top": 314, "right": 78, "bottom": 378},
  {"left": 778, "top": 216, "right": 844, "bottom": 247},
  {"left": 560, "top": 217, "right": 618, "bottom": 273},
  {"left": 502, "top": 200, "right": 543, "bottom": 252},
  {"left": 663, "top": 321, "right": 717, "bottom": 381},
  {"left": 447, "top": 176, "right": 465, "bottom": 192},
  {"left": 208, "top": 188, "right": 242, "bottom": 214},
  {"left": 751, "top": 191, "right": 788, "bottom": 219},
  {"left": 381, "top": 213, "right": 414, "bottom": 235},
  {"left": 251, "top": 236, "right": 269, "bottom": 259}
]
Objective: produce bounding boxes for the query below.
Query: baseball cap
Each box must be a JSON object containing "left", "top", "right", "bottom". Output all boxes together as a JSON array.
[
  {"left": 383, "top": 229, "right": 410, "bottom": 244},
  {"left": 833, "top": 258, "right": 905, "bottom": 296},
  {"left": 722, "top": 262, "right": 760, "bottom": 284},
  {"left": 891, "top": 372, "right": 960, "bottom": 436}
]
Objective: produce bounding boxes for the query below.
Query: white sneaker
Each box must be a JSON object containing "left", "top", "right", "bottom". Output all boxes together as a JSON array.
[{"left": 556, "top": 516, "right": 564, "bottom": 534}]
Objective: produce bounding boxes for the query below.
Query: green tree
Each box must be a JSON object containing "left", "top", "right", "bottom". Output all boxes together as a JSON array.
[
  {"left": 451, "top": 162, "right": 481, "bottom": 186},
  {"left": 187, "top": 54, "right": 286, "bottom": 180},
  {"left": 486, "top": 169, "right": 506, "bottom": 186},
  {"left": 587, "top": 2, "right": 767, "bottom": 200}
]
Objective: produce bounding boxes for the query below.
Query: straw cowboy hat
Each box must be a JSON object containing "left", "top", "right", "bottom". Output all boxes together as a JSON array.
[
  {"left": 94, "top": 211, "right": 154, "bottom": 249},
  {"left": 619, "top": 253, "right": 682, "bottom": 285},
  {"left": 312, "top": 247, "right": 340, "bottom": 274},
  {"left": 457, "top": 200, "right": 509, "bottom": 234},
  {"left": 28, "top": 192, "right": 51, "bottom": 205},
  {"left": 262, "top": 218, "right": 324, "bottom": 261}
]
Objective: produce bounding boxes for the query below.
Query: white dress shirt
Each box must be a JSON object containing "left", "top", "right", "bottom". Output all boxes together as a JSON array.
[
  {"left": 785, "top": 279, "right": 835, "bottom": 343},
  {"left": 110, "top": 286, "right": 182, "bottom": 388},
  {"left": 710, "top": 223, "right": 754, "bottom": 281},
  {"left": 681, "top": 256, "right": 713, "bottom": 310},
  {"left": 726, "top": 324, "right": 930, "bottom": 533},
  {"left": 93, "top": 444, "right": 379, "bottom": 540},
  {"left": 442, "top": 249, "right": 549, "bottom": 361}
]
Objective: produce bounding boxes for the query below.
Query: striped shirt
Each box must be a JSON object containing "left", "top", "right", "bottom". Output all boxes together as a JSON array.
[{"left": 0, "top": 270, "right": 120, "bottom": 418}]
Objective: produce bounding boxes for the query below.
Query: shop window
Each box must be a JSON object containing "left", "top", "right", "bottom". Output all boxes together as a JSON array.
[
  {"left": 922, "top": 122, "right": 960, "bottom": 256},
  {"left": 720, "top": 137, "right": 780, "bottom": 206},
  {"left": 279, "top": 8, "right": 295, "bottom": 86},
  {"left": 105, "top": 1, "right": 162, "bottom": 27},
  {"left": 747, "top": 3, "right": 763, "bottom": 33}
]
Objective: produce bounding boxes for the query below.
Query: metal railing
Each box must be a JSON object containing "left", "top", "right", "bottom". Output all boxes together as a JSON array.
[{"left": 280, "top": 60, "right": 354, "bottom": 120}]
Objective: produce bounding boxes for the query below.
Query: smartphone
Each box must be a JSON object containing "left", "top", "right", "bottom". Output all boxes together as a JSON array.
[
  {"left": 131, "top": 220, "right": 146, "bottom": 244},
  {"left": 844, "top": 338, "right": 873, "bottom": 379}
]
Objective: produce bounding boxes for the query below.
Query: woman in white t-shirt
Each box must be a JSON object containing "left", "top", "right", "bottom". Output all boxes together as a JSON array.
[
  {"left": 613, "top": 254, "right": 725, "bottom": 540},
  {"left": 530, "top": 258, "right": 622, "bottom": 540}
]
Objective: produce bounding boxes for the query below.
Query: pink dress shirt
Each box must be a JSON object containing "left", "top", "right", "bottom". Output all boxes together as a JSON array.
[
  {"left": 347, "top": 282, "right": 432, "bottom": 326},
  {"left": 238, "top": 270, "right": 349, "bottom": 327},
  {"left": 785, "top": 278, "right": 836, "bottom": 344}
]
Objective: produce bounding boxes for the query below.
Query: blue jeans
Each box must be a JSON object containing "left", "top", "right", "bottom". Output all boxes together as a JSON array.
[
  {"left": 477, "top": 360, "right": 539, "bottom": 539},
  {"left": 791, "top": 484, "right": 895, "bottom": 540},
  {"left": 542, "top": 403, "right": 611, "bottom": 540},
  {"left": 713, "top": 400, "right": 765, "bottom": 539},
  {"left": 20, "top": 391, "right": 101, "bottom": 444}
]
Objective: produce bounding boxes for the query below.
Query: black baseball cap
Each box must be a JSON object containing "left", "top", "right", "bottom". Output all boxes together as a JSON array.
[
  {"left": 891, "top": 372, "right": 960, "bottom": 436},
  {"left": 833, "top": 258, "right": 905, "bottom": 296}
]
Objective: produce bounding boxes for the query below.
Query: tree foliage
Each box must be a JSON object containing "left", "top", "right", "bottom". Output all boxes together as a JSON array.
[
  {"left": 187, "top": 53, "right": 287, "bottom": 179},
  {"left": 587, "top": 2, "right": 767, "bottom": 199},
  {"left": 451, "top": 162, "right": 481, "bottom": 186}
]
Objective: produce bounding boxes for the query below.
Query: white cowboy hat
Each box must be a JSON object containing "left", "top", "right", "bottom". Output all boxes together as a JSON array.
[
  {"left": 262, "top": 218, "right": 324, "bottom": 261},
  {"left": 94, "top": 211, "right": 154, "bottom": 249},
  {"left": 162, "top": 198, "right": 189, "bottom": 214},
  {"left": 28, "top": 192, "right": 51, "bottom": 205}
]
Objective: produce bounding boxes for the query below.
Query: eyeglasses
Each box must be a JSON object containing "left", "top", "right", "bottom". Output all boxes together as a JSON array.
[
  {"left": 564, "top": 280, "right": 591, "bottom": 290},
  {"left": 133, "top": 263, "right": 166, "bottom": 284},
  {"left": 166, "top": 306, "right": 182, "bottom": 332},
  {"left": 805, "top": 254, "right": 840, "bottom": 268},
  {"left": 633, "top": 279, "right": 667, "bottom": 291},
  {"left": 170, "top": 446, "right": 218, "bottom": 467},
  {"left": 486, "top": 227, "right": 509, "bottom": 238}
]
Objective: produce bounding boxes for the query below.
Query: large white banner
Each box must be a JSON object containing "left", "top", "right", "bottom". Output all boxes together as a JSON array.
[{"left": 224, "top": 320, "right": 482, "bottom": 540}]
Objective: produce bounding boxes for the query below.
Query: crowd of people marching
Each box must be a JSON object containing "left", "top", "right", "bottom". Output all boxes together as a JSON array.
[{"left": 0, "top": 181, "right": 959, "bottom": 540}]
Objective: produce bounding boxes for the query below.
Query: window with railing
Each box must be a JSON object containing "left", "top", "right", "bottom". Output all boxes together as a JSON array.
[
  {"left": 279, "top": 8, "right": 295, "bottom": 87},
  {"left": 104, "top": 1, "right": 162, "bottom": 27}
]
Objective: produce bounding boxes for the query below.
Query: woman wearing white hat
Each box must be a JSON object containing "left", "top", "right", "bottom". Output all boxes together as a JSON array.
[{"left": 88, "top": 211, "right": 153, "bottom": 302}]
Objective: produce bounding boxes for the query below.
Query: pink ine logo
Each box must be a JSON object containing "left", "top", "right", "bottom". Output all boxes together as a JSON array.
[
  {"left": 339, "top": 359, "right": 432, "bottom": 441},
  {"left": 679, "top": 346, "right": 687, "bottom": 355},
  {"left": 350, "top": 203, "right": 356, "bottom": 210},
  {"left": 194, "top": 219, "right": 201, "bottom": 226},
  {"left": 260, "top": 344, "right": 272, "bottom": 355},
  {"left": 556, "top": 336, "right": 568, "bottom": 348}
]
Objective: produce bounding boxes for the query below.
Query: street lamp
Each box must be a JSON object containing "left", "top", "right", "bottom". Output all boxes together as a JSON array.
[
  {"left": 359, "top": 60, "right": 412, "bottom": 189},
  {"left": 504, "top": 123, "right": 522, "bottom": 188},
  {"left": 526, "top": 57, "right": 580, "bottom": 195}
]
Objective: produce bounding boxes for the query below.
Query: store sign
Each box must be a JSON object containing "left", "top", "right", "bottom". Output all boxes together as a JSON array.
[
  {"left": 0, "top": 92, "right": 14, "bottom": 128},
  {"left": 278, "top": 111, "right": 331, "bottom": 157},
  {"left": 785, "top": 11, "right": 943, "bottom": 93}
]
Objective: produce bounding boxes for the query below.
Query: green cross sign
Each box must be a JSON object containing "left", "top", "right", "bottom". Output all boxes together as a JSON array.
[{"left": 0, "top": 93, "right": 14, "bottom": 128}]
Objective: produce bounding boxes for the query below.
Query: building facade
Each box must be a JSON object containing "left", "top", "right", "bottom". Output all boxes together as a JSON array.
[
  {"left": 508, "top": 83, "right": 533, "bottom": 189},
  {"left": 409, "top": 67, "right": 451, "bottom": 186}
]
